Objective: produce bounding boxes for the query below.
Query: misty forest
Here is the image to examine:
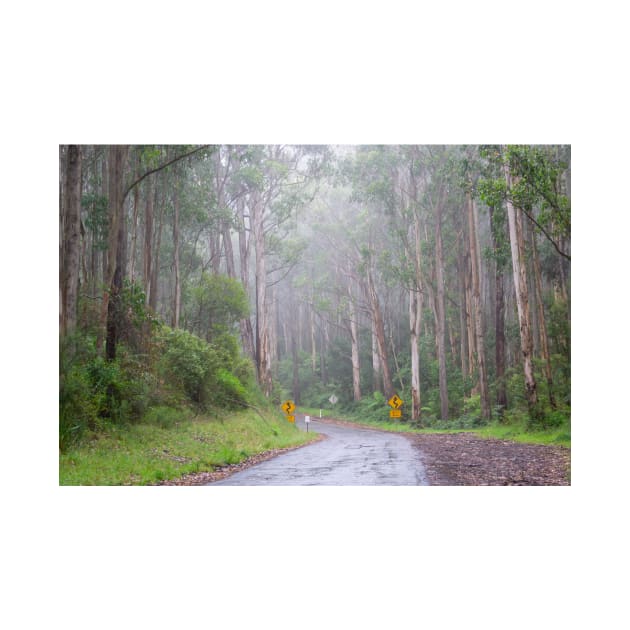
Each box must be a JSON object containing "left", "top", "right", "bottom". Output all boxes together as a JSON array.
[{"left": 59, "top": 145, "right": 570, "bottom": 482}]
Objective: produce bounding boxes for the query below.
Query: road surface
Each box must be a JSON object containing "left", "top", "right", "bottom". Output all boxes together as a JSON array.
[{"left": 207, "top": 416, "right": 429, "bottom": 486}]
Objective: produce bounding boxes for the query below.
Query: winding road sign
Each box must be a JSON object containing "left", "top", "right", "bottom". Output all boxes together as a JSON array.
[
  {"left": 388, "top": 394, "right": 403, "bottom": 409},
  {"left": 281, "top": 400, "right": 296, "bottom": 415}
]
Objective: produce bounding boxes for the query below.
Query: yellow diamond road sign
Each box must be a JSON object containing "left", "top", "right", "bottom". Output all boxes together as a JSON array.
[
  {"left": 281, "top": 400, "right": 296, "bottom": 414},
  {"left": 388, "top": 394, "right": 403, "bottom": 409}
]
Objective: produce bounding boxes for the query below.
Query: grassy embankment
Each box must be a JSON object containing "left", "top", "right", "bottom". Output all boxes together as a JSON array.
[
  {"left": 299, "top": 406, "right": 570, "bottom": 449},
  {"left": 59, "top": 408, "right": 318, "bottom": 485}
]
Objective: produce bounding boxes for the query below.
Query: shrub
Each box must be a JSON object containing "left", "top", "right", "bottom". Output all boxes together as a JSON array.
[
  {"left": 212, "top": 369, "right": 248, "bottom": 408},
  {"left": 157, "top": 326, "right": 251, "bottom": 411},
  {"left": 59, "top": 364, "right": 98, "bottom": 450},
  {"left": 158, "top": 327, "right": 220, "bottom": 404}
]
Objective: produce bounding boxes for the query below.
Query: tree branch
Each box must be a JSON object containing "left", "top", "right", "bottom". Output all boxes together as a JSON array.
[
  {"left": 123, "top": 145, "right": 212, "bottom": 201},
  {"left": 520, "top": 206, "right": 571, "bottom": 261}
]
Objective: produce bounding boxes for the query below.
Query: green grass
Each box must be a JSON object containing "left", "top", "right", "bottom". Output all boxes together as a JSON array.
[
  {"left": 473, "top": 422, "right": 571, "bottom": 448},
  {"left": 59, "top": 408, "right": 318, "bottom": 485},
  {"left": 300, "top": 406, "right": 570, "bottom": 448}
]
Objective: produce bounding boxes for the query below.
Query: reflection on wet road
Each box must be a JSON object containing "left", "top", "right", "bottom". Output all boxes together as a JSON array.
[{"left": 208, "top": 417, "right": 429, "bottom": 486}]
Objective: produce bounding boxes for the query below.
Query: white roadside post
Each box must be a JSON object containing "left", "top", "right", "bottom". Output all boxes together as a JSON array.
[{"left": 305, "top": 415, "right": 310, "bottom": 432}]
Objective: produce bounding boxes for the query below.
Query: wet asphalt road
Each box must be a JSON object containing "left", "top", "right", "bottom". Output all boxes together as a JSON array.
[{"left": 208, "top": 416, "right": 429, "bottom": 486}]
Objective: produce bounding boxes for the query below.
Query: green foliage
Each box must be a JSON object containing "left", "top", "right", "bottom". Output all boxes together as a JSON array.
[
  {"left": 213, "top": 369, "right": 248, "bottom": 407},
  {"left": 158, "top": 327, "right": 219, "bottom": 404},
  {"left": 187, "top": 273, "right": 249, "bottom": 342},
  {"left": 157, "top": 326, "right": 251, "bottom": 410},
  {"left": 59, "top": 334, "right": 155, "bottom": 451}
]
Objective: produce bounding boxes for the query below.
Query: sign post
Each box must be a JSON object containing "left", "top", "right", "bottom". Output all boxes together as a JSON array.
[{"left": 305, "top": 415, "right": 310, "bottom": 432}]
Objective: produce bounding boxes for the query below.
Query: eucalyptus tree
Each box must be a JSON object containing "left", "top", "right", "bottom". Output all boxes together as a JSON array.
[{"left": 59, "top": 145, "right": 82, "bottom": 336}]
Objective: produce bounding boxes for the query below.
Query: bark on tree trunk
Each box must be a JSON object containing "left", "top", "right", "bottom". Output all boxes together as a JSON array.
[
  {"left": 348, "top": 283, "right": 362, "bottom": 401},
  {"left": 408, "top": 213, "right": 423, "bottom": 422},
  {"left": 458, "top": 244, "right": 469, "bottom": 383},
  {"left": 467, "top": 188, "right": 490, "bottom": 420},
  {"left": 366, "top": 263, "right": 394, "bottom": 400},
  {"left": 371, "top": 317, "right": 381, "bottom": 393},
  {"left": 143, "top": 177, "right": 154, "bottom": 305},
  {"left": 171, "top": 183, "right": 181, "bottom": 328},
  {"left": 434, "top": 191, "right": 449, "bottom": 420},
  {"left": 489, "top": 206, "right": 508, "bottom": 415},
  {"left": 128, "top": 184, "right": 140, "bottom": 283},
  {"left": 60, "top": 145, "right": 82, "bottom": 336},
  {"left": 253, "top": 194, "right": 273, "bottom": 396},
  {"left": 149, "top": 191, "right": 164, "bottom": 314},
  {"left": 504, "top": 151, "right": 539, "bottom": 417},
  {"left": 104, "top": 146, "right": 129, "bottom": 360},
  {"left": 98, "top": 145, "right": 128, "bottom": 355},
  {"left": 531, "top": 228, "right": 556, "bottom": 408},
  {"left": 292, "top": 325, "right": 300, "bottom": 404},
  {"left": 236, "top": 196, "right": 256, "bottom": 361}
]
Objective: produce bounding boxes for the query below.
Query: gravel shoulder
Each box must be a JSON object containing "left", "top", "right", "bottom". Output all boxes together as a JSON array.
[{"left": 407, "top": 432, "right": 570, "bottom": 485}]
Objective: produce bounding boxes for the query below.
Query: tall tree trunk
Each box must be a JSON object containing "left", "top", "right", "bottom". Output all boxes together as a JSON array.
[
  {"left": 98, "top": 145, "right": 127, "bottom": 355},
  {"left": 310, "top": 287, "right": 317, "bottom": 373},
  {"left": 252, "top": 194, "right": 273, "bottom": 396},
  {"left": 104, "top": 146, "right": 129, "bottom": 360},
  {"left": 371, "top": 317, "right": 381, "bottom": 392},
  {"left": 409, "top": 287, "right": 422, "bottom": 422},
  {"left": 434, "top": 192, "right": 449, "bottom": 420},
  {"left": 236, "top": 196, "right": 256, "bottom": 361},
  {"left": 101, "top": 152, "right": 108, "bottom": 287},
  {"left": 366, "top": 263, "right": 394, "bottom": 400},
  {"left": 409, "top": 217, "right": 423, "bottom": 422},
  {"left": 467, "top": 188, "right": 490, "bottom": 420},
  {"left": 347, "top": 283, "right": 362, "bottom": 402},
  {"left": 463, "top": 231, "right": 476, "bottom": 383},
  {"left": 292, "top": 324, "right": 300, "bottom": 404},
  {"left": 143, "top": 178, "right": 154, "bottom": 305},
  {"left": 531, "top": 228, "right": 556, "bottom": 408},
  {"left": 128, "top": 184, "right": 140, "bottom": 283},
  {"left": 223, "top": 224, "right": 235, "bottom": 279},
  {"left": 489, "top": 205, "right": 508, "bottom": 416},
  {"left": 458, "top": 242, "right": 469, "bottom": 383},
  {"left": 504, "top": 150, "right": 539, "bottom": 417},
  {"left": 171, "top": 183, "right": 181, "bottom": 328},
  {"left": 149, "top": 193, "right": 164, "bottom": 314},
  {"left": 60, "top": 145, "right": 82, "bottom": 336}
]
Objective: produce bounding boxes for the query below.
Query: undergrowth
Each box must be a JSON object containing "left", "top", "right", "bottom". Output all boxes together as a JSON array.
[{"left": 59, "top": 408, "right": 318, "bottom": 485}]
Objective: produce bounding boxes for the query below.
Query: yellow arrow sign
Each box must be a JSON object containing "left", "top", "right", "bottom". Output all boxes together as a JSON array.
[
  {"left": 388, "top": 394, "right": 403, "bottom": 409},
  {"left": 281, "top": 400, "right": 296, "bottom": 414}
]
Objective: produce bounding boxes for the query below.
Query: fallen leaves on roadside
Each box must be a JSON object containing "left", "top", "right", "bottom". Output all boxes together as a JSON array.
[{"left": 408, "top": 433, "right": 570, "bottom": 486}]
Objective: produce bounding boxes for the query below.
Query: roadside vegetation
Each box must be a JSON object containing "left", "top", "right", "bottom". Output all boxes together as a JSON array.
[
  {"left": 59, "top": 280, "right": 315, "bottom": 485},
  {"left": 59, "top": 408, "right": 314, "bottom": 485},
  {"left": 298, "top": 393, "right": 570, "bottom": 449}
]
